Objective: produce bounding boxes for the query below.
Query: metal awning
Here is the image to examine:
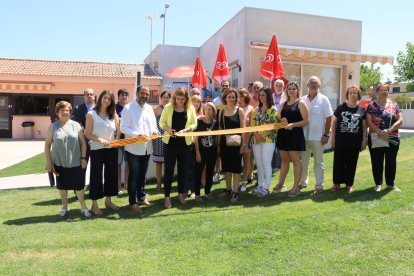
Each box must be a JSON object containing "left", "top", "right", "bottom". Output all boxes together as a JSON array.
[
  {"left": 250, "top": 41, "right": 393, "bottom": 65},
  {"left": 0, "top": 82, "right": 52, "bottom": 91}
]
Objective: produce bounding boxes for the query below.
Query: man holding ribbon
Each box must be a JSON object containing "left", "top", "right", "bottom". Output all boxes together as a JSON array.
[{"left": 120, "top": 86, "right": 158, "bottom": 213}]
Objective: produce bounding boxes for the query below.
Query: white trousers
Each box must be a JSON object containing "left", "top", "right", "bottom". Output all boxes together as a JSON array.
[
  {"left": 300, "top": 140, "right": 325, "bottom": 190},
  {"left": 252, "top": 142, "right": 275, "bottom": 190}
]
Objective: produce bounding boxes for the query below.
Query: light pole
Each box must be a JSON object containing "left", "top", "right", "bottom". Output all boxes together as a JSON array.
[
  {"left": 160, "top": 3, "right": 170, "bottom": 44},
  {"left": 145, "top": 15, "right": 153, "bottom": 64}
]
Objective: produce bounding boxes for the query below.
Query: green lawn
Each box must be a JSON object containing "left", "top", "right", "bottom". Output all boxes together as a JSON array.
[
  {"left": 1, "top": 137, "right": 414, "bottom": 275},
  {"left": 0, "top": 153, "right": 45, "bottom": 177}
]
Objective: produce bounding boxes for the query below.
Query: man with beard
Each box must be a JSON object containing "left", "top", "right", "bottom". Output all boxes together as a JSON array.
[{"left": 120, "top": 86, "right": 158, "bottom": 213}]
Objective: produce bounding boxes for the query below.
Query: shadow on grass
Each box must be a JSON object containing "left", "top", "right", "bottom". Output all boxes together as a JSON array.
[{"left": 4, "top": 184, "right": 392, "bottom": 226}]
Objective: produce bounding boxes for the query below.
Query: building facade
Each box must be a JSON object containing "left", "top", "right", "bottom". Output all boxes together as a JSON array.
[
  {"left": 145, "top": 7, "right": 392, "bottom": 109},
  {"left": 0, "top": 58, "right": 162, "bottom": 138}
]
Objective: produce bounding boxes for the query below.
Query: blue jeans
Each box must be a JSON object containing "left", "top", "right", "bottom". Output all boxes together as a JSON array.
[{"left": 126, "top": 152, "right": 150, "bottom": 205}]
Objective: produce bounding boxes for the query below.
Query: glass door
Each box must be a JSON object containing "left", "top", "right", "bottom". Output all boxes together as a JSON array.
[{"left": 0, "top": 95, "right": 11, "bottom": 138}]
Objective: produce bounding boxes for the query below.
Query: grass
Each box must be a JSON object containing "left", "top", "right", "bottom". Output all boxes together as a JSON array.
[
  {"left": 1, "top": 137, "right": 414, "bottom": 275},
  {"left": 0, "top": 153, "right": 45, "bottom": 177}
]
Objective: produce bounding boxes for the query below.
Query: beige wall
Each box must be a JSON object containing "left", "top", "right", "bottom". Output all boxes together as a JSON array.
[
  {"left": 1, "top": 73, "right": 161, "bottom": 138},
  {"left": 12, "top": 115, "right": 50, "bottom": 139}
]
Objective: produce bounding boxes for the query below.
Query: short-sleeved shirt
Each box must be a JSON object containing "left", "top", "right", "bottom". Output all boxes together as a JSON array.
[
  {"left": 302, "top": 93, "right": 333, "bottom": 141},
  {"left": 195, "top": 119, "right": 218, "bottom": 149},
  {"left": 367, "top": 100, "right": 401, "bottom": 139},
  {"left": 334, "top": 102, "right": 366, "bottom": 148},
  {"left": 250, "top": 106, "right": 280, "bottom": 144},
  {"left": 51, "top": 119, "right": 82, "bottom": 168}
]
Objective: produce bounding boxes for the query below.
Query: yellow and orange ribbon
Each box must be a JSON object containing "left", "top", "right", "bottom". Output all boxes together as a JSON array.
[{"left": 108, "top": 122, "right": 287, "bottom": 147}]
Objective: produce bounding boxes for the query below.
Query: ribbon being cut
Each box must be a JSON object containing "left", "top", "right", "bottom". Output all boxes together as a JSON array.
[{"left": 108, "top": 122, "right": 288, "bottom": 147}]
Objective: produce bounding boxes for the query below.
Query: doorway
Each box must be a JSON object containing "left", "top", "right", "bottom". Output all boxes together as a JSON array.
[{"left": 0, "top": 95, "right": 11, "bottom": 138}]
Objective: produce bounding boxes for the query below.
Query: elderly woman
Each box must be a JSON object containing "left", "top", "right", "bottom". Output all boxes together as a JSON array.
[
  {"left": 160, "top": 87, "right": 198, "bottom": 208},
  {"left": 331, "top": 86, "right": 367, "bottom": 193},
  {"left": 366, "top": 83, "right": 403, "bottom": 192},
  {"left": 250, "top": 88, "right": 280, "bottom": 197},
  {"left": 153, "top": 90, "right": 171, "bottom": 191},
  {"left": 273, "top": 82, "right": 309, "bottom": 197},
  {"left": 238, "top": 88, "right": 254, "bottom": 192},
  {"left": 218, "top": 88, "right": 247, "bottom": 203},
  {"left": 85, "top": 90, "right": 121, "bottom": 215},
  {"left": 44, "top": 101, "right": 91, "bottom": 218}
]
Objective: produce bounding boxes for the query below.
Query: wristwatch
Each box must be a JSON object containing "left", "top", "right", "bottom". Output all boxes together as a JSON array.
[{"left": 323, "top": 134, "right": 329, "bottom": 138}]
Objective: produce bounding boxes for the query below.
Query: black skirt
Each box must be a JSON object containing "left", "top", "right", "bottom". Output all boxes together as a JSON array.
[{"left": 54, "top": 165, "right": 85, "bottom": 190}]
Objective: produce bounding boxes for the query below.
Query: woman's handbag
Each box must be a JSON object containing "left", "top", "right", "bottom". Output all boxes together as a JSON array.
[
  {"left": 225, "top": 134, "right": 242, "bottom": 146},
  {"left": 221, "top": 108, "right": 241, "bottom": 147},
  {"left": 370, "top": 133, "right": 389, "bottom": 148}
]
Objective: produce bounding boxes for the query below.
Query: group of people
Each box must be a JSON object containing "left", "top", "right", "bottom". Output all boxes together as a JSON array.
[{"left": 44, "top": 76, "right": 403, "bottom": 218}]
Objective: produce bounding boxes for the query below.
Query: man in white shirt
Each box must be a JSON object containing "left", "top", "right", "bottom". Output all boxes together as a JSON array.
[
  {"left": 120, "top": 86, "right": 159, "bottom": 213},
  {"left": 299, "top": 76, "right": 333, "bottom": 195}
]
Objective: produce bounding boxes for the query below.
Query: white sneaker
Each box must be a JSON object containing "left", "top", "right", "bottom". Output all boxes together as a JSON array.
[
  {"left": 81, "top": 208, "right": 92, "bottom": 218},
  {"left": 387, "top": 185, "right": 401, "bottom": 192},
  {"left": 374, "top": 185, "right": 382, "bottom": 192},
  {"left": 59, "top": 208, "right": 68, "bottom": 217},
  {"left": 256, "top": 188, "right": 269, "bottom": 197},
  {"left": 251, "top": 186, "right": 261, "bottom": 194},
  {"left": 213, "top": 172, "right": 221, "bottom": 183}
]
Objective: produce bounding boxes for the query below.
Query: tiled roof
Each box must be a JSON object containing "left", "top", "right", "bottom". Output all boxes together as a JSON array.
[{"left": 0, "top": 58, "right": 162, "bottom": 79}]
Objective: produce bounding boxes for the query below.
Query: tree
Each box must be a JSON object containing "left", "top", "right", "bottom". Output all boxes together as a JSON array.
[
  {"left": 394, "top": 42, "right": 414, "bottom": 91},
  {"left": 360, "top": 64, "right": 382, "bottom": 94},
  {"left": 392, "top": 94, "right": 411, "bottom": 108}
]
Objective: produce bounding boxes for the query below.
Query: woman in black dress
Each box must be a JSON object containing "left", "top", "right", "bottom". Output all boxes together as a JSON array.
[
  {"left": 273, "top": 82, "right": 309, "bottom": 197},
  {"left": 218, "top": 88, "right": 247, "bottom": 203}
]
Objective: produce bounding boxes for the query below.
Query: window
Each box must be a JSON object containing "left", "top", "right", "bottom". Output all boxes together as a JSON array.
[
  {"left": 392, "top": 87, "right": 400, "bottom": 93},
  {"left": 283, "top": 62, "right": 341, "bottom": 110},
  {"left": 14, "top": 95, "right": 49, "bottom": 115},
  {"left": 230, "top": 66, "right": 239, "bottom": 88}
]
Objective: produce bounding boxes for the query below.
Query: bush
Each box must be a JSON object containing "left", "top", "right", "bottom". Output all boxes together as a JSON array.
[{"left": 392, "top": 94, "right": 411, "bottom": 108}]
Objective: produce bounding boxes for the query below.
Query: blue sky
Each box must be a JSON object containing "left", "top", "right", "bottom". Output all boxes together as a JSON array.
[{"left": 1, "top": 0, "right": 412, "bottom": 81}]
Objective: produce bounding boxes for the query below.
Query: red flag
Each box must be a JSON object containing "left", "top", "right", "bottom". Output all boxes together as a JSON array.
[
  {"left": 191, "top": 56, "right": 207, "bottom": 88},
  {"left": 260, "top": 35, "right": 284, "bottom": 80},
  {"left": 212, "top": 44, "right": 230, "bottom": 83}
]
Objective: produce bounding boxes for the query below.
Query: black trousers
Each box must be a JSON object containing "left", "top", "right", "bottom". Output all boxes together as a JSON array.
[
  {"left": 164, "top": 143, "right": 192, "bottom": 197},
  {"left": 194, "top": 147, "right": 217, "bottom": 196},
  {"left": 332, "top": 147, "right": 360, "bottom": 186},
  {"left": 89, "top": 148, "right": 118, "bottom": 200},
  {"left": 368, "top": 138, "right": 400, "bottom": 186}
]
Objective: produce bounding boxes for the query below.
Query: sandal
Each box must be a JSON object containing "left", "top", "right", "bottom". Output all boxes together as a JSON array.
[
  {"left": 288, "top": 187, "right": 301, "bottom": 198},
  {"left": 331, "top": 184, "right": 340, "bottom": 191},
  {"left": 178, "top": 193, "right": 187, "bottom": 205},
  {"left": 164, "top": 197, "right": 172, "bottom": 209},
  {"left": 105, "top": 202, "right": 120, "bottom": 211},
  {"left": 219, "top": 189, "right": 232, "bottom": 197},
  {"left": 272, "top": 183, "right": 286, "bottom": 193},
  {"left": 230, "top": 192, "right": 239, "bottom": 203}
]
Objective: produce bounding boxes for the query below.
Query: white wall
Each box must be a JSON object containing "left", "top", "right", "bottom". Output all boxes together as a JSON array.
[
  {"left": 401, "top": 109, "right": 414, "bottom": 129},
  {"left": 145, "top": 45, "right": 199, "bottom": 90}
]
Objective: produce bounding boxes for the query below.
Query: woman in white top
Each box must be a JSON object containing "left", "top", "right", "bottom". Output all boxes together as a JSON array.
[
  {"left": 237, "top": 88, "right": 254, "bottom": 192},
  {"left": 85, "top": 90, "right": 121, "bottom": 216}
]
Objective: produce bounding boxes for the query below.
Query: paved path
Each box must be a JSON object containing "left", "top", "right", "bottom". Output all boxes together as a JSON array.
[
  {"left": 0, "top": 173, "right": 50, "bottom": 190},
  {"left": 0, "top": 139, "right": 45, "bottom": 170}
]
